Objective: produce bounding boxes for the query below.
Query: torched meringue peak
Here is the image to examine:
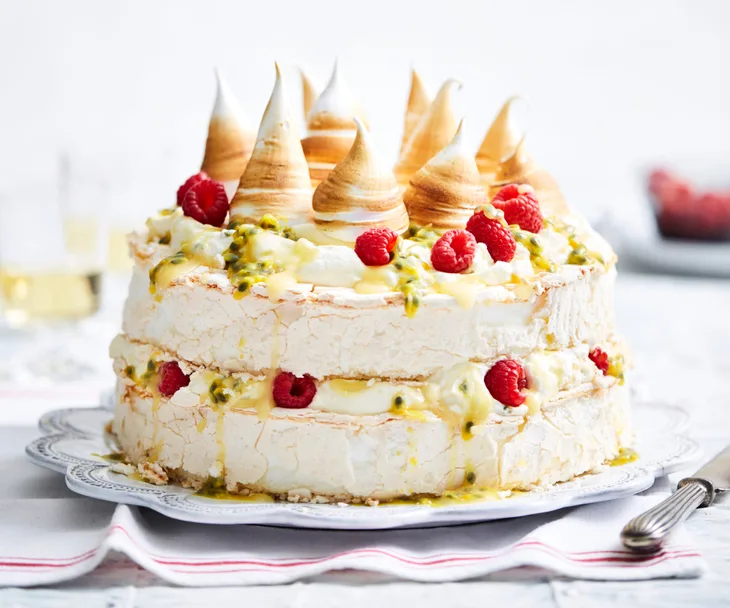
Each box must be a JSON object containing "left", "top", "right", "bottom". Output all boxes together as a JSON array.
[
  {"left": 299, "top": 67, "right": 318, "bottom": 121},
  {"left": 399, "top": 68, "right": 431, "bottom": 155},
  {"left": 394, "top": 79, "right": 461, "bottom": 186},
  {"left": 310, "top": 118, "right": 409, "bottom": 244},
  {"left": 301, "top": 61, "right": 369, "bottom": 187},
  {"left": 229, "top": 63, "right": 313, "bottom": 226},
  {"left": 475, "top": 97, "right": 526, "bottom": 186},
  {"left": 404, "top": 119, "right": 487, "bottom": 230},
  {"left": 200, "top": 68, "right": 257, "bottom": 199},
  {"left": 489, "top": 138, "right": 569, "bottom": 215}
]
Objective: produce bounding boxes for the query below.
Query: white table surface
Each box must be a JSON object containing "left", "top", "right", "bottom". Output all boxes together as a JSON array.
[{"left": 2, "top": 270, "right": 730, "bottom": 607}]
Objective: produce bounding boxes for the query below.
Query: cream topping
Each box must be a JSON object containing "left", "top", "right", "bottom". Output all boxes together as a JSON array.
[
  {"left": 111, "top": 335, "right": 616, "bottom": 422},
  {"left": 140, "top": 205, "right": 615, "bottom": 304}
]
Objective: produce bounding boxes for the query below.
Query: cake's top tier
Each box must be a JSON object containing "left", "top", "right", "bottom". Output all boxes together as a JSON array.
[{"left": 144, "top": 63, "right": 617, "bottom": 320}]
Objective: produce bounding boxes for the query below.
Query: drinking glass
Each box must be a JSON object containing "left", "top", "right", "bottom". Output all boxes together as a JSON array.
[{"left": 0, "top": 171, "right": 105, "bottom": 327}]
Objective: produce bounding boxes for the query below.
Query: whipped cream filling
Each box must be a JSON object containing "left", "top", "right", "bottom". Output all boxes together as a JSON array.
[
  {"left": 111, "top": 335, "right": 617, "bottom": 423},
  {"left": 140, "top": 207, "right": 615, "bottom": 307}
]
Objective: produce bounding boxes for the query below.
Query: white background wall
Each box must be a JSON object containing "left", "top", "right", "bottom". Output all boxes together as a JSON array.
[{"left": 1, "top": 0, "right": 729, "bottom": 226}]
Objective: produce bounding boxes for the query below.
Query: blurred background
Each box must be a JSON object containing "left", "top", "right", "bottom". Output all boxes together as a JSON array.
[{"left": 0, "top": 0, "right": 729, "bottom": 416}]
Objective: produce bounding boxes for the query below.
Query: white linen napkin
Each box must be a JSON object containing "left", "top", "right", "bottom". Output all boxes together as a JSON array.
[{"left": 0, "top": 493, "right": 706, "bottom": 587}]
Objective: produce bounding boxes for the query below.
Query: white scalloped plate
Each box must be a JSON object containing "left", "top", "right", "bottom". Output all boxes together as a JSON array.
[{"left": 26, "top": 402, "right": 701, "bottom": 530}]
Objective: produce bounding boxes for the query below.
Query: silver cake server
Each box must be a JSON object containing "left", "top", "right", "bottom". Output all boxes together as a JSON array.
[{"left": 621, "top": 444, "right": 729, "bottom": 553}]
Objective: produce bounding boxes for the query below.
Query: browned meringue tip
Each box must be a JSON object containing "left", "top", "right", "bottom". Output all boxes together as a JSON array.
[
  {"left": 475, "top": 97, "right": 527, "bottom": 182},
  {"left": 489, "top": 138, "right": 568, "bottom": 215},
  {"left": 404, "top": 118, "right": 487, "bottom": 230},
  {"left": 229, "top": 63, "right": 313, "bottom": 226},
  {"left": 299, "top": 67, "right": 318, "bottom": 121},
  {"left": 311, "top": 118, "right": 409, "bottom": 242},
  {"left": 394, "top": 78, "right": 461, "bottom": 186},
  {"left": 399, "top": 67, "right": 431, "bottom": 155},
  {"left": 301, "top": 60, "right": 368, "bottom": 187},
  {"left": 200, "top": 68, "right": 257, "bottom": 186}
]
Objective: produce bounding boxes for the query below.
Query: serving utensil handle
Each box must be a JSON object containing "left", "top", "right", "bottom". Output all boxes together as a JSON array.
[{"left": 621, "top": 480, "right": 712, "bottom": 553}]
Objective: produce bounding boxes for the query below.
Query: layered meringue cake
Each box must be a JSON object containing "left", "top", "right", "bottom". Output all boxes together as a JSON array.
[{"left": 110, "top": 63, "right": 631, "bottom": 504}]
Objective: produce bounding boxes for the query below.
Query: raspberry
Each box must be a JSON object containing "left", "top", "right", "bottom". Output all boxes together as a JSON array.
[
  {"left": 181, "top": 178, "right": 229, "bottom": 227},
  {"left": 430, "top": 229, "right": 476, "bottom": 273},
  {"left": 484, "top": 359, "right": 527, "bottom": 407},
  {"left": 491, "top": 183, "right": 521, "bottom": 204},
  {"left": 491, "top": 184, "right": 543, "bottom": 233},
  {"left": 158, "top": 361, "right": 190, "bottom": 397},
  {"left": 272, "top": 372, "right": 317, "bottom": 409},
  {"left": 589, "top": 347, "right": 610, "bottom": 375},
  {"left": 354, "top": 228, "right": 399, "bottom": 266},
  {"left": 176, "top": 171, "right": 209, "bottom": 206},
  {"left": 465, "top": 210, "right": 517, "bottom": 262}
]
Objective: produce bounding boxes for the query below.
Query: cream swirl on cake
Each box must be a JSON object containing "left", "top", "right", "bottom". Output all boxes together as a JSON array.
[
  {"left": 200, "top": 68, "right": 256, "bottom": 200},
  {"left": 399, "top": 68, "right": 431, "bottom": 155},
  {"left": 404, "top": 119, "right": 487, "bottom": 230},
  {"left": 297, "top": 118, "right": 409, "bottom": 244},
  {"left": 300, "top": 61, "right": 368, "bottom": 187},
  {"left": 475, "top": 97, "right": 525, "bottom": 186},
  {"left": 229, "top": 64, "right": 313, "bottom": 226},
  {"left": 394, "top": 79, "right": 460, "bottom": 186}
]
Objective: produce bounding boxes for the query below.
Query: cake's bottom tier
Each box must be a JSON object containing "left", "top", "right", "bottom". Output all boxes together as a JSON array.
[{"left": 113, "top": 382, "right": 632, "bottom": 503}]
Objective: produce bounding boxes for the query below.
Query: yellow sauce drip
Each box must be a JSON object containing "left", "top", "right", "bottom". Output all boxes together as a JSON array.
[
  {"left": 387, "top": 488, "right": 521, "bottom": 507},
  {"left": 94, "top": 452, "right": 126, "bottom": 462},
  {"left": 434, "top": 278, "right": 480, "bottom": 310},
  {"left": 608, "top": 447, "right": 639, "bottom": 467},
  {"left": 265, "top": 271, "right": 297, "bottom": 302},
  {"left": 196, "top": 417, "right": 207, "bottom": 433},
  {"left": 354, "top": 267, "right": 395, "bottom": 295},
  {"left": 215, "top": 403, "right": 227, "bottom": 470},
  {"left": 194, "top": 489, "right": 275, "bottom": 503},
  {"left": 329, "top": 379, "right": 371, "bottom": 394},
  {"left": 149, "top": 255, "right": 201, "bottom": 294},
  {"left": 193, "top": 475, "right": 274, "bottom": 502}
]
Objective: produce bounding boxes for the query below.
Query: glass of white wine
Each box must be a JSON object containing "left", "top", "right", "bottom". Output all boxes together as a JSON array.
[{"left": 0, "top": 172, "right": 105, "bottom": 328}]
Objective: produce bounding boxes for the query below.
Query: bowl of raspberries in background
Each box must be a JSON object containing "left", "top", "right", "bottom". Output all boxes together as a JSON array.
[{"left": 649, "top": 166, "right": 730, "bottom": 241}]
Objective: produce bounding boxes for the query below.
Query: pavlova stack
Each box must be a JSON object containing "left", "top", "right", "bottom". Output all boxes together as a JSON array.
[{"left": 110, "top": 62, "right": 630, "bottom": 504}]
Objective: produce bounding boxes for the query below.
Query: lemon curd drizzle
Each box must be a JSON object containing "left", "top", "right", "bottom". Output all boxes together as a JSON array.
[{"left": 145, "top": 207, "right": 609, "bottom": 319}]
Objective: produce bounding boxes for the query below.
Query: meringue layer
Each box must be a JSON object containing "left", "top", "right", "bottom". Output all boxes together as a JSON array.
[
  {"left": 113, "top": 379, "right": 630, "bottom": 501},
  {"left": 230, "top": 64, "right": 312, "bottom": 226},
  {"left": 404, "top": 119, "right": 487, "bottom": 229},
  {"left": 301, "top": 62, "right": 367, "bottom": 185},
  {"left": 311, "top": 118, "right": 409, "bottom": 243},
  {"left": 394, "top": 79, "right": 460, "bottom": 186},
  {"left": 201, "top": 69, "right": 256, "bottom": 196}
]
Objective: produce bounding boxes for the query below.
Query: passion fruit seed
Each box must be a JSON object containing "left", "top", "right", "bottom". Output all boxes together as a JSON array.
[
  {"left": 567, "top": 248, "right": 589, "bottom": 265},
  {"left": 258, "top": 214, "right": 281, "bottom": 232},
  {"left": 465, "top": 471, "right": 476, "bottom": 484},
  {"left": 407, "top": 226, "right": 440, "bottom": 248},
  {"left": 512, "top": 228, "right": 555, "bottom": 273},
  {"left": 459, "top": 380, "right": 469, "bottom": 394},
  {"left": 393, "top": 395, "right": 404, "bottom": 409},
  {"left": 209, "top": 379, "right": 230, "bottom": 404},
  {"left": 159, "top": 232, "right": 171, "bottom": 245},
  {"left": 464, "top": 420, "right": 474, "bottom": 434},
  {"left": 123, "top": 365, "right": 136, "bottom": 380}
]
